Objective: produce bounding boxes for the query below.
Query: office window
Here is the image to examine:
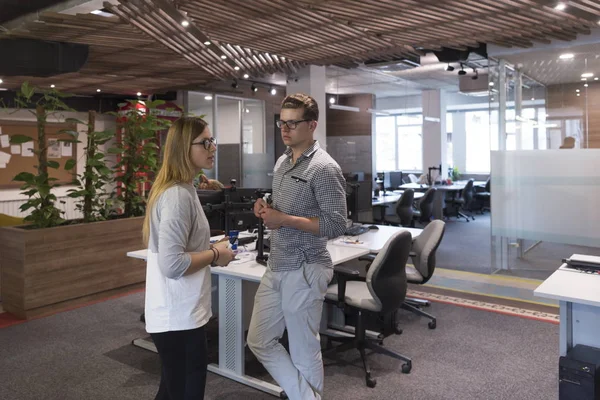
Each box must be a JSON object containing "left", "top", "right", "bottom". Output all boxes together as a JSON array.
[
  {"left": 375, "top": 114, "right": 422, "bottom": 172},
  {"left": 465, "top": 110, "right": 491, "bottom": 173},
  {"left": 375, "top": 116, "right": 396, "bottom": 171}
]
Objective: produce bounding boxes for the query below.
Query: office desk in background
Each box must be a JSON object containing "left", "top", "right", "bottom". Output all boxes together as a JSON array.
[
  {"left": 534, "top": 258, "right": 600, "bottom": 356},
  {"left": 371, "top": 190, "right": 425, "bottom": 206}
]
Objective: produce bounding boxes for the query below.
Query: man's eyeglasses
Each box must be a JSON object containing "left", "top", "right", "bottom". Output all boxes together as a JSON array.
[
  {"left": 191, "top": 137, "right": 217, "bottom": 150},
  {"left": 276, "top": 119, "right": 310, "bottom": 130}
]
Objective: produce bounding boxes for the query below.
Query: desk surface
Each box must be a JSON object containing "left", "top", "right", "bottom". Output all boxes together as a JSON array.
[
  {"left": 399, "top": 181, "right": 486, "bottom": 191},
  {"left": 534, "top": 265, "right": 600, "bottom": 307},
  {"left": 127, "top": 244, "right": 369, "bottom": 282},
  {"left": 372, "top": 191, "right": 424, "bottom": 206},
  {"left": 333, "top": 225, "right": 422, "bottom": 252}
]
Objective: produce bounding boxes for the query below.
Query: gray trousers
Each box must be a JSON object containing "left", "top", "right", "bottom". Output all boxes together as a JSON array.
[{"left": 247, "top": 263, "right": 334, "bottom": 400}]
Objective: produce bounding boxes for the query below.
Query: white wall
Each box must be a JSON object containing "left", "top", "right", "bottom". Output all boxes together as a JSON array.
[
  {"left": 217, "top": 100, "right": 241, "bottom": 144},
  {"left": 451, "top": 112, "right": 467, "bottom": 173},
  {"left": 0, "top": 109, "right": 116, "bottom": 214}
]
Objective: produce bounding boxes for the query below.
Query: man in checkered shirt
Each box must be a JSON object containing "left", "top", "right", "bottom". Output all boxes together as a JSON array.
[{"left": 248, "top": 93, "right": 347, "bottom": 400}]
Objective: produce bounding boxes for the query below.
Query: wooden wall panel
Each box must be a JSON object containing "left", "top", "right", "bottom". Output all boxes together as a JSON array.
[{"left": 326, "top": 94, "right": 375, "bottom": 137}]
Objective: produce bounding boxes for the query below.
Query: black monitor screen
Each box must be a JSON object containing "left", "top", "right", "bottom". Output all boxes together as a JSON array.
[
  {"left": 376, "top": 172, "right": 385, "bottom": 181},
  {"left": 227, "top": 210, "right": 259, "bottom": 233},
  {"left": 197, "top": 189, "right": 224, "bottom": 206},
  {"left": 387, "top": 171, "right": 403, "bottom": 189}
]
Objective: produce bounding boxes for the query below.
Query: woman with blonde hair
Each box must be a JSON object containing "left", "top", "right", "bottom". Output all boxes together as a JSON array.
[{"left": 142, "top": 117, "right": 235, "bottom": 400}]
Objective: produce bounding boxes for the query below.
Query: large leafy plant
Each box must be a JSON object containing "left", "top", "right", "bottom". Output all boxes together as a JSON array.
[
  {"left": 108, "top": 100, "right": 170, "bottom": 218},
  {"left": 65, "top": 111, "right": 115, "bottom": 223},
  {"left": 7, "top": 82, "right": 77, "bottom": 228}
]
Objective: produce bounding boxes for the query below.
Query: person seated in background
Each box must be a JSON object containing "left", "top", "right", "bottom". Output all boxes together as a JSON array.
[
  {"left": 560, "top": 136, "right": 575, "bottom": 149},
  {"left": 194, "top": 173, "right": 225, "bottom": 190}
]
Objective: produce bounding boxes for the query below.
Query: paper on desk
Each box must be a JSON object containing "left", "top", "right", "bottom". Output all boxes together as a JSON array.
[
  {"left": 0, "top": 134, "right": 9, "bottom": 148},
  {"left": 0, "top": 151, "right": 10, "bottom": 165},
  {"left": 11, "top": 145, "right": 20, "bottom": 155},
  {"left": 332, "top": 237, "right": 368, "bottom": 248}
]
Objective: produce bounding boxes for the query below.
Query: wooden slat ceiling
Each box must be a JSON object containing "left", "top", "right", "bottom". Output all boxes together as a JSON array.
[{"left": 1, "top": 0, "right": 599, "bottom": 95}]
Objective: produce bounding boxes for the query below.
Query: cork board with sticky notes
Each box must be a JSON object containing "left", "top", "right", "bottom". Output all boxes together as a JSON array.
[{"left": 0, "top": 120, "right": 78, "bottom": 189}]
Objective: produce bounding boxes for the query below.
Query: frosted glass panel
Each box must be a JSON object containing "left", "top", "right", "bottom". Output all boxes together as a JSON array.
[{"left": 491, "top": 150, "right": 600, "bottom": 247}]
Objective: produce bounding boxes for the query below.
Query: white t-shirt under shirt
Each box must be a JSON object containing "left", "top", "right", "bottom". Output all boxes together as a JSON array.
[{"left": 145, "top": 183, "right": 212, "bottom": 333}]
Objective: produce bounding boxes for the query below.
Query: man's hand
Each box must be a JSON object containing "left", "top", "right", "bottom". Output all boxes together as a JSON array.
[
  {"left": 259, "top": 207, "right": 288, "bottom": 230},
  {"left": 254, "top": 198, "right": 269, "bottom": 218}
]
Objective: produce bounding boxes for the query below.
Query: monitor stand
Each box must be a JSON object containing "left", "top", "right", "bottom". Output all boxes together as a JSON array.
[{"left": 256, "top": 218, "right": 269, "bottom": 266}]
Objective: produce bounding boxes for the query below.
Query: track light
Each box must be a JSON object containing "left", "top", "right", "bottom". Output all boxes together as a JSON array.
[
  {"left": 231, "top": 79, "right": 238, "bottom": 89},
  {"left": 0, "top": 78, "right": 3, "bottom": 84},
  {"left": 234, "top": 66, "right": 240, "bottom": 71},
  {"left": 445, "top": 64, "right": 454, "bottom": 72},
  {"left": 181, "top": 20, "right": 189, "bottom": 27},
  {"left": 137, "top": 92, "right": 142, "bottom": 96},
  {"left": 555, "top": 2, "right": 566, "bottom": 10},
  {"left": 251, "top": 83, "right": 257, "bottom": 92},
  {"left": 243, "top": 74, "right": 249, "bottom": 79},
  {"left": 204, "top": 41, "right": 211, "bottom": 45},
  {"left": 50, "top": 84, "right": 55, "bottom": 88},
  {"left": 96, "top": 88, "right": 101, "bottom": 92},
  {"left": 270, "top": 87, "right": 276, "bottom": 95},
  {"left": 329, "top": 97, "right": 335, "bottom": 104}
]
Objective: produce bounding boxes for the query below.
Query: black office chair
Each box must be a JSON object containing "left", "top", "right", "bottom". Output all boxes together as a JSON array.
[
  {"left": 324, "top": 231, "right": 413, "bottom": 388},
  {"left": 402, "top": 220, "right": 446, "bottom": 329},
  {"left": 413, "top": 187, "right": 436, "bottom": 225},
  {"left": 447, "top": 179, "right": 475, "bottom": 222},
  {"left": 385, "top": 189, "right": 415, "bottom": 227},
  {"left": 474, "top": 177, "right": 491, "bottom": 213}
]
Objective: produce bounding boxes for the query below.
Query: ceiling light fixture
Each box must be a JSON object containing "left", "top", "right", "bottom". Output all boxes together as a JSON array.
[
  {"left": 0, "top": 78, "right": 3, "bottom": 84},
  {"left": 204, "top": 41, "right": 211, "bottom": 45},
  {"left": 559, "top": 53, "right": 574, "bottom": 60},
  {"left": 585, "top": 83, "right": 589, "bottom": 87},
  {"left": 136, "top": 92, "right": 142, "bottom": 96},
  {"left": 243, "top": 73, "right": 249, "bottom": 79},
  {"left": 577, "top": 93, "right": 581, "bottom": 96},
  {"left": 582, "top": 78, "right": 587, "bottom": 81},
  {"left": 596, "top": 77, "right": 599, "bottom": 81},
  {"left": 489, "top": 82, "right": 494, "bottom": 87},
  {"left": 531, "top": 97, "right": 535, "bottom": 101},
  {"left": 181, "top": 20, "right": 189, "bottom": 27},
  {"left": 270, "top": 87, "right": 277, "bottom": 95},
  {"left": 204, "top": 95, "right": 212, "bottom": 100},
  {"left": 367, "top": 108, "right": 391, "bottom": 116},
  {"left": 555, "top": 2, "right": 566, "bottom": 10},
  {"left": 231, "top": 79, "right": 239, "bottom": 89},
  {"left": 251, "top": 83, "right": 257, "bottom": 92},
  {"left": 330, "top": 104, "right": 360, "bottom": 112},
  {"left": 91, "top": 9, "right": 103, "bottom": 14},
  {"left": 234, "top": 66, "right": 240, "bottom": 71},
  {"left": 582, "top": 72, "right": 594, "bottom": 78},
  {"left": 329, "top": 97, "right": 335, "bottom": 104},
  {"left": 50, "top": 84, "right": 55, "bottom": 88},
  {"left": 96, "top": 89, "right": 101, "bottom": 92},
  {"left": 220, "top": 55, "right": 227, "bottom": 60},
  {"left": 576, "top": 89, "right": 580, "bottom": 92}
]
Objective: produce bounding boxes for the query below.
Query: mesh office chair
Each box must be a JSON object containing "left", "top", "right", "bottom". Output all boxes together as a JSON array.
[
  {"left": 447, "top": 179, "right": 475, "bottom": 222},
  {"left": 413, "top": 187, "right": 436, "bottom": 225},
  {"left": 402, "top": 220, "right": 446, "bottom": 329},
  {"left": 385, "top": 189, "right": 415, "bottom": 227},
  {"left": 324, "top": 231, "right": 413, "bottom": 388}
]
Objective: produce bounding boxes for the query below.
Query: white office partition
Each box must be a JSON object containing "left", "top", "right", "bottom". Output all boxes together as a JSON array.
[{"left": 491, "top": 149, "right": 600, "bottom": 271}]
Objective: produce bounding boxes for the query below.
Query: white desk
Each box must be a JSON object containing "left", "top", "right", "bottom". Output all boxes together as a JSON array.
[
  {"left": 127, "top": 242, "right": 370, "bottom": 398},
  {"left": 371, "top": 191, "right": 424, "bottom": 206},
  {"left": 534, "top": 262, "right": 600, "bottom": 356},
  {"left": 333, "top": 225, "right": 422, "bottom": 253}
]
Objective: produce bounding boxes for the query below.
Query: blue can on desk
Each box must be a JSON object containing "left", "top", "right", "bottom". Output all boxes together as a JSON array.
[{"left": 229, "top": 230, "right": 239, "bottom": 251}]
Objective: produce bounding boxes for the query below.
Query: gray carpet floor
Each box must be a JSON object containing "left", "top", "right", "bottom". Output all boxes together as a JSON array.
[
  {"left": 0, "top": 291, "right": 559, "bottom": 400},
  {"left": 436, "top": 213, "right": 600, "bottom": 280}
]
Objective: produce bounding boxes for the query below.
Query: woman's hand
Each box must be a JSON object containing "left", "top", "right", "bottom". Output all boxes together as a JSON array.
[{"left": 211, "top": 240, "right": 236, "bottom": 266}]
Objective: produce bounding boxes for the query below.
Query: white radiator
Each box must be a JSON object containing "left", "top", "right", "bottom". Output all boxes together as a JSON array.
[{"left": 0, "top": 196, "right": 82, "bottom": 220}]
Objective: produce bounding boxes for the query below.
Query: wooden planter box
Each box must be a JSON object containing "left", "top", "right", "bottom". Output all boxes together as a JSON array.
[{"left": 0, "top": 216, "right": 146, "bottom": 319}]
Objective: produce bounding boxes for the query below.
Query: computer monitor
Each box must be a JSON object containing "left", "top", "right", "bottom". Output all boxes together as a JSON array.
[
  {"left": 227, "top": 210, "right": 259, "bottom": 233},
  {"left": 196, "top": 189, "right": 225, "bottom": 230},
  {"left": 376, "top": 172, "right": 385, "bottom": 182},
  {"left": 387, "top": 171, "right": 403, "bottom": 190},
  {"left": 346, "top": 182, "right": 360, "bottom": 222},
  {"left": 197, "top": 189, "right": 224, "bottom": 206},
  {"left": 347, "top": 171, "right": 365, "bottom": 182}
]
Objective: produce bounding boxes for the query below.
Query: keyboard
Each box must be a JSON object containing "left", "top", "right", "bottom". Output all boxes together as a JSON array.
[{"left": 344, "top": 225, "right": 370, "bottom": 236}]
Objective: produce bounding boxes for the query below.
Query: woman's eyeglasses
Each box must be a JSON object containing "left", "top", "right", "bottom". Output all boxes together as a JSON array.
[
  {"left": 276, "top": 119, "right": 310, "bottom": 130},
  {"left": 191, "top": 137, "right": 217, "bottom": 150}
]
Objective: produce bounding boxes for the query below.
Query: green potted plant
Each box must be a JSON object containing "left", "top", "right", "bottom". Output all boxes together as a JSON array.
[
  {"left": 451, "top": 166, "right": 461, "bottom": 182},
  {"left": 0, "top": 85, "right": 167, "bottom": 319}
]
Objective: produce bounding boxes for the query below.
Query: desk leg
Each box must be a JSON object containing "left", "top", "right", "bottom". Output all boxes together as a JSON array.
[
  {"left": 559, "top": 300, "right": 572, "bottom": 357},
  {"left": 433, "top": 191, "right": 444, "bottom": 220},
  {"left": 208, "top": 275, "right": 284, "bottom": 398}
]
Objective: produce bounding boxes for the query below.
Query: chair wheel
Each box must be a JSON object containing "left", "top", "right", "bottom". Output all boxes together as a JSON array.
[
  {"left": 402, "top": 362, "right": 412, "bottom": 374},
  {"left": 428, "top": 320, "right": 437, "bottom": 329},
  {"left": 394, "top": 325, "right": 403, "bottom": 335},
  {"left": 366, "top": 375, "right": 377, "bottom": 388}
]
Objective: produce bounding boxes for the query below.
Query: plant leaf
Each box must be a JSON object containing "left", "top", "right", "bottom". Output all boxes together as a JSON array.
[
  {"left": 9, "top": 135, "right": 33, "bottom": 144},
  {"left": 47, "top": 160, "right": 60, "bottom": 169}
]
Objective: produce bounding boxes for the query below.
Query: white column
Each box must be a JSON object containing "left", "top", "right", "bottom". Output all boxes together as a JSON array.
[
  {"left": 286, "top": 65, "right": 327, "bottom": 146},
  {"left": 422, "top": 89, "right": 447, "bottom": 180},
  {"left": 515, "top": 70, "right": 523, "bottom": 150},
  {"left": 453, "top": 112, "right": 467, "bottom": 174}
]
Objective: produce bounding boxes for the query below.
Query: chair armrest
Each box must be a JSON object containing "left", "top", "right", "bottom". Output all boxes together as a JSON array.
[
  {"left": 332, "top": 266, "right": 362, "bottom": 307},
  {"left": 358, "top": 254, "right": 376, "bottom": 263},
  {"left": 334, "top": 265, "right": 360, "bottom": 277}
]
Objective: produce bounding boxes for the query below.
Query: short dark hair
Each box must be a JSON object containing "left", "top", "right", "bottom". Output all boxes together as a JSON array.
[{"left": 281, "top": 93, "right": 319, "bottom": 121}]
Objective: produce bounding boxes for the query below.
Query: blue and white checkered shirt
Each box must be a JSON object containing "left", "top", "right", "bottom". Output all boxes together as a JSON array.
[{"left": 268, "top": 141, "right": 347, "bottom": 272}]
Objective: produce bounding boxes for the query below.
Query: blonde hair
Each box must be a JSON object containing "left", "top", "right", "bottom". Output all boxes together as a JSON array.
[{"left": 142, "top": 117, "right": 208, "bottom": 246}]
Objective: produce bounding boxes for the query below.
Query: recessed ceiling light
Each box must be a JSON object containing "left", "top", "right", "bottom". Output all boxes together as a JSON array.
[
  {"left": 577, "top": 93, "right": 581, "bottom": 96},
  {"left": 136, "top": 92, "right": 142, "bottom": 96},
  {"left": 281, "top": 56, "right": 286, "bottom": 60},
  {"left": 582, "top": 78, "right": 587, "bottom": 81},
  {"left": 220, "top": 55, "right": 227, "bottom": 59},
  {"left": 204, "top": 95, "right": 212, "bottom": 100},
  {"left": 96, "top": 89, "right": 101, "bottom": 92},
  {"left": 204, "top": 41, "right": 211, "bottom": 45},
  {"left": 559, "top": 53, "right": 574, "bottom": 60},
  {"left": 181, "top": 20, "right": 189, "bottom": 27},
  {"left": 243, "top": 74, "right": 249, "bottom": 79},
  {"left": 234, "top": 66, "right": 240, "bottom": 71},
  {"left": 576, "top": 89, "right": 580, "bottom": 92},
  {"left": 584, "top": 83, "right": 589, "bottom": 87},
  {"left": 582, "top": 72, "right": 594, "bottom": 78},
  {"left": 489, "top": 82, "right": 494, "bottom": 86},
  {"left": 50, "top": 84, "right": 55, "bottom": 88},
  {"left": 555, "top": 3, "right": 566, "bottom": 10}
]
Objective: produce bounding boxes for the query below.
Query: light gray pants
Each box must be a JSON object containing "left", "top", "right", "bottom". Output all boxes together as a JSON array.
[{"left": 247, "top": 262, "right": 334, "bottom": 400}]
